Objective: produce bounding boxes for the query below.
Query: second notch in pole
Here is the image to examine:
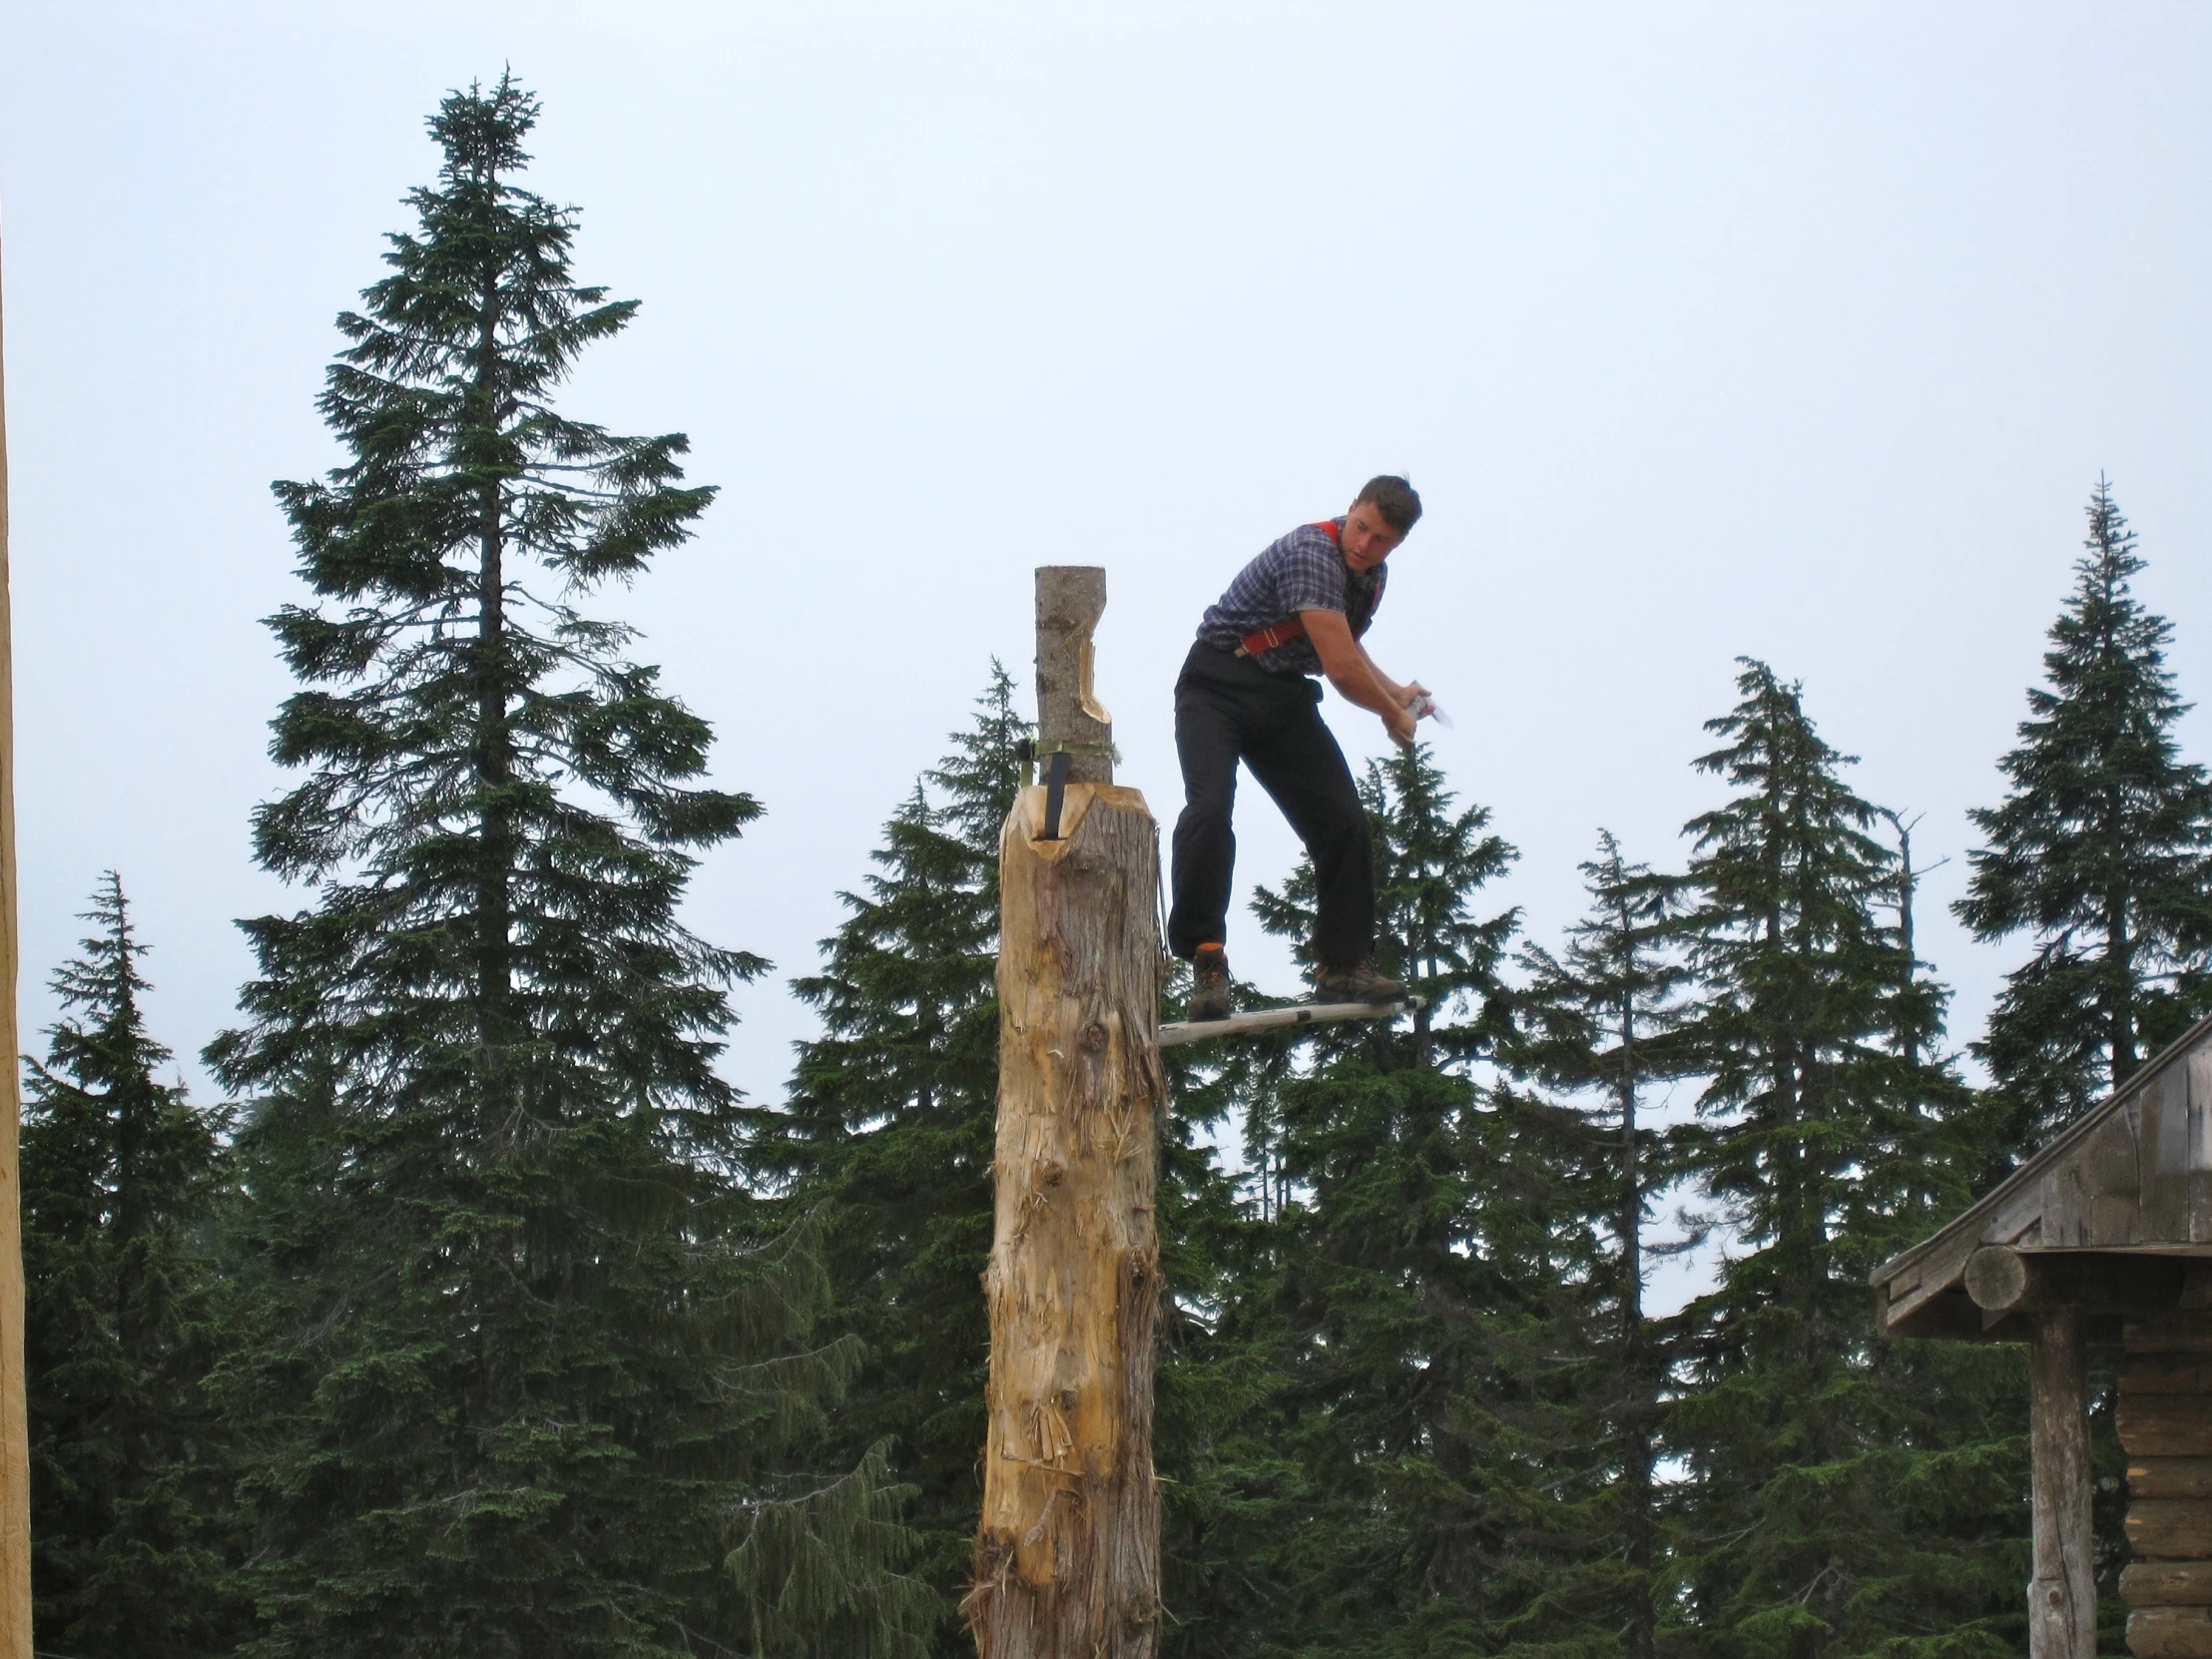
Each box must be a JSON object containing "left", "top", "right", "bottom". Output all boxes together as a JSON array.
[{"left": 1041, "top": 748, "right": 1072, "bottom": 841}]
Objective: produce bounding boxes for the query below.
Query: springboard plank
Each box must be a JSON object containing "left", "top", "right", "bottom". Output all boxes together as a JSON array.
[{"left": 1158, "top": 997, "right": 1420, "bottom": 1049}]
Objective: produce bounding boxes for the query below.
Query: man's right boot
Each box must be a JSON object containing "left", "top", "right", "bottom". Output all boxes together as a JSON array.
[{"left": 1189, "top": 943, "right": 1233, "bottom": 1021}]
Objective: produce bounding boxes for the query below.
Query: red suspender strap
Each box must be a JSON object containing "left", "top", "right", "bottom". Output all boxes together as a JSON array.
[
  {"left": 1236, "top": 519, "right": 1343, "bottom": 657},
  {"left": 1238, "top": 617, "right": 1308, "bottom": 656}
]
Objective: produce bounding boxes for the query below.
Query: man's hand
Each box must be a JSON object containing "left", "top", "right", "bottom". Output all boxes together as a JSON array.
[{"left": 1302, "top": 609, "right": 1421, "bottom": 747}]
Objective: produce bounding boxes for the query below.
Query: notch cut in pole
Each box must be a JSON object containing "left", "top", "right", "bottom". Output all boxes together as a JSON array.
[
  {"left": 1041, "top": 749, "right": 1072, "bottom": 841},
  {"left": 1034, "top": 566, "right": 1113, "bottom": 809}
]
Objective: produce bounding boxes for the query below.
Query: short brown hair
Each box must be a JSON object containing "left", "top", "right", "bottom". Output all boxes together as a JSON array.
[{"left": 1354, "top": 475, "right": 1422, "bottom": 532}]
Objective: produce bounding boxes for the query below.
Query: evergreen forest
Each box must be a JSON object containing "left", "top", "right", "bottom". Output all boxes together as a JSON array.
[{"left": 23, "top": 79, "right": 2212, "bottom": 1659}]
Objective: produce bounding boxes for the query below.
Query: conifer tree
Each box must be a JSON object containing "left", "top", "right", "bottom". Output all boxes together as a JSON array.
[
  {"left": 1251, "top": 740, "right": 1516, "bottom": 1065},
  {"left": 1149, "top": 1047, "right": 1277, "bottom": 1659},
  {"left": 748, "top": 668, "right": 1026, "bottom": 1649},
  {"left": 1510, "top": 831, "right": 1688, "bottom": 1659},
  {"left": 209, "top": 78, "right": 922, "bottom": 1657},
  {"left": 1956, "top": 479, "right": 2212, "bottom": 1153},
  {"left": 1198, "top": 745, "right": 1603, "bottom": 1656},
  {"left": 21, "top": 874, "right": 242, "bottom": 1657},
  {"left": 1665, "top": 661, "right": 2023, "bottom": 1659}
]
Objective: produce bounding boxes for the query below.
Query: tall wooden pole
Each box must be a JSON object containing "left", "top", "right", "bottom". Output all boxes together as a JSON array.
[
  {"left": 2027, "top": 1307, "right": 2095, "bottom": 1658},
  {"left": 0, "top": 229, "right": 33, "bottom": 1659},
  {"left": 965, "top": 568, "right": 1164, "bottom": 1659}
]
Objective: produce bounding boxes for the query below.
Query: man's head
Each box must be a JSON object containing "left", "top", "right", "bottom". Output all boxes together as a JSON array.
[{"left": 1341, "top": 475, "right": 1421, "bottom": 571}]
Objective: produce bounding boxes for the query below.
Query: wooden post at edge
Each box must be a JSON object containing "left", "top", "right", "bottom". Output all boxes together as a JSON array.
[
  {"left": 2028, "top": 1307, "right": 2095, "bottom": 1658},
  {"left": 0, "top": 228, "right": 31, "bottom": 1659},
  {"left": 966, "top": 567, "right": 1164, "bottom": 1659}
]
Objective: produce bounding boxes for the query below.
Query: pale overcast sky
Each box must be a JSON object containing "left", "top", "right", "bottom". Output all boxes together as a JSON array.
[{"left": 3, "top": 0, "right": 2208, "bottom": 1176}]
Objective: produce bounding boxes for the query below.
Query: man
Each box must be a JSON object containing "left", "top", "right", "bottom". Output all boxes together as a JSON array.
[{"left": 1168, "top": 475, "right": 1427, "bottom": 1021}]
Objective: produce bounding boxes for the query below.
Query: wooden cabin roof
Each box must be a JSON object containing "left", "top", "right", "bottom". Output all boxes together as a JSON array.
[{"left": 1872, "top": 1009, "right": 2212, "bottom": 1341}]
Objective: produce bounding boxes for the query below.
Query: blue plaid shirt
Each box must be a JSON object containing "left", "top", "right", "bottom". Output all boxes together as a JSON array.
[{"left": 1196, "top": 519, "right": 1387, "bottom": 677}]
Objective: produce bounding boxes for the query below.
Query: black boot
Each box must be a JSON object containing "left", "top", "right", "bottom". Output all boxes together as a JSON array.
[
  {"left": 1316, "top": 960, "right": 1405, "bottom": 1004},
  {"left": 1189, "top": 943, "right": 1233, "bottom": 1021}
]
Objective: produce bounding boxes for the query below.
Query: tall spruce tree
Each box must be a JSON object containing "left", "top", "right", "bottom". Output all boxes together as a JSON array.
[
  {"left": 748, "top": 667, "right": 1027, "bottom": 1651},
  {"left": 21, "top": 874, "right": 243, "bottom": 1657},
  {"left": 1665, "top": 662, "right": 2023, "bottom": 1659},
  {"left": 1509, "top": 831, "right": 1689, "bottom": 1659},
  {"left": 1190, "top": 744, "right": 1611, "bottom": 1657},
  {"left": 1956, "top": 479, "right": 2212, "bottom": 1155},
  {"left": 209, "top": 78, "right": 923, "bottom": 1657}
]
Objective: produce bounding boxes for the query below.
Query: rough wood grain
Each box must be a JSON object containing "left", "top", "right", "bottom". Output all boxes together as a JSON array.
[
  {"left": 2136, "top": 1318, "right": 2212, "bottom": 1355},
  {"left": 2137, "top": 1462, "right": 2212, "bottom": 1500},
  {"left": 2093, "top": 1097, "right": 2148, "bottom": 1244},
  {"left": 0, "top": 236, "right": 30, "bottom": 1659},
  {"left": 2132, "top": 1607, "right": 2212, "bottom": 1659},
  {"left": 1964, "top": 1245, "right": 2030, "bottom": 1312},
  {"left": 2148, "top": 1071, "right": 2193, "bottom": 1244},
  {"left": 2190, "top": 1051, "right": 2212, "bottom": 1245},
  {"left": 1964, "top": 1248, "right": 2186, "bottom": 1318},
  {"left": 2125, "top": 1396, "right": 2212, "bottom": 1458},
  {"left": 2125, "top": 1561, "right": 2212, "bottom": 1607},
  {"left": 2132, "top": 1502, "right": 2212, "bottom": 1560},
  {"left": 1888, "top": 1289, "right": 2007, "bottom": 1342},
  {"left": 1986, "top": 1181, "right": 2050, "bottom": 1252},
  {"left": 2130, "top": 1358, "right": 2212, "bottom": 1395},
  {"left": 2041, "top": 1147, "right": 2088, "bottom": 1250},
  {"left": 1033, "top": 567, "right": 1114, "bottom": 785},
  {"left": 2030, "top": 1308, "right": 2097, "bottom": 1657},
  {"left": 1884, "top": 1236, "right": 1981, "bottom": 1330},
  {"left": 966, "top": 782, "right": 1164, "bottom": 1659}
]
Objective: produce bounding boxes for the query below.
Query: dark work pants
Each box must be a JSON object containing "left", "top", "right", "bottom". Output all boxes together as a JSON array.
[{"left": 1167, "top": 642, "right": 1375, "bottom": 971}]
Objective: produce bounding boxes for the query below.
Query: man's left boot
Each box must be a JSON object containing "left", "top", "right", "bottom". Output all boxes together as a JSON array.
[{"left": 1316, "top": 960, "right": 1406, "bottom": 1004}]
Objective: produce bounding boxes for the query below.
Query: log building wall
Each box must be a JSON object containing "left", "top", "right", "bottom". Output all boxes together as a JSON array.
[{"left": 2124, "top": 1312, "right": 2212, "bottom": 1659}]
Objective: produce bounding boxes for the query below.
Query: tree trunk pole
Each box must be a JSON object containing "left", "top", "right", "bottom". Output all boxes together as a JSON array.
[
  {"left": 2028, "top": 1307, "right": 2096, "bottom": 1659},
  {"left": 0, "top": 232, "right": 32, "bottom": 1659},
  {"left": 966, "top": 569, "right": 1164, "bottom": 1659}
]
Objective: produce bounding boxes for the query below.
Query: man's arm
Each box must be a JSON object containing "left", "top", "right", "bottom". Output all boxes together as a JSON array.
[
  {"left": 1301, "top": 609, "right": 1419, "bottom": 747},
  {"left": 1356, "top": 637, "right": 1416, "bottom": 706}
]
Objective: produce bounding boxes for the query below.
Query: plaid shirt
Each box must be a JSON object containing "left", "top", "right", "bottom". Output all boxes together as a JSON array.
[{"left": 1195, "top": 519, "right": 1387, "bottom": 677}]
